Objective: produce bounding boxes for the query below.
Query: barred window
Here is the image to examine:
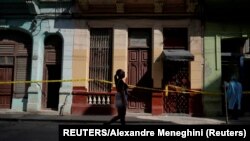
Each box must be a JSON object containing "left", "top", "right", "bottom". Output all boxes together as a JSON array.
[{"left": 89, "top": 28, "right": 113, "bottom": 92}]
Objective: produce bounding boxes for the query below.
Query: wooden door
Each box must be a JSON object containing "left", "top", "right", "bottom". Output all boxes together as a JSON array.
[
  {"left": 0, "top": 67, "right": 13, "bottom": 108},
  {"left": 128, "top": 49, "right": 152, "bottom": 113},
  {"left": 127, "top": 28, "right": 152, "bottom": 113}
]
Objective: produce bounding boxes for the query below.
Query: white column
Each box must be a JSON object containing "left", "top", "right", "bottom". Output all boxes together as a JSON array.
[
  {"left": 113, "top": 24, "right": 128, "bottom": 78},
  {"left": 152, "top": 24, "right": 163, "bottom": 88},
  {"left": 58, "top": 24, "right": 74, "bottom": 115},
  {"left": 27, "top": 33, "right": 45, "bottom": 112}
]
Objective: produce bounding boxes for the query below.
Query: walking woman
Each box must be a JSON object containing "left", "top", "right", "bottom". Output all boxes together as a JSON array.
[{"left": 104, "top": 69, "right": 128, "bottom": 125}]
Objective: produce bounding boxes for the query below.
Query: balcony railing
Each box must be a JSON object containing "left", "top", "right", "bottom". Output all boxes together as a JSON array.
[
  {"left": 88, "top": 94, "right": 111, "bottom": 105},
  {"left": 71, "top": 88, "right": 116, "bottom": 115}
]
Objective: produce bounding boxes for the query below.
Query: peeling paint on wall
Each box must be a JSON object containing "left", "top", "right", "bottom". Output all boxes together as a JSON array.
[{"left": 205, "top": 62, "right": 212, "bottom": 78}]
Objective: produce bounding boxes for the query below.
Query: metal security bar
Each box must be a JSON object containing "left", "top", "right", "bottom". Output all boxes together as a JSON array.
[{"left": 89, "top": 28, "right": 113, "bottom": 92}]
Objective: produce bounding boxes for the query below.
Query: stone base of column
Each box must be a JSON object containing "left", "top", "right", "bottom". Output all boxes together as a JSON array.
[
  {"left": 189, "top": 93, "right": 204, "bottom": 117},
  {"left": 27, "top": 84, "right": 41, "bottom": 112},
  {"left": 151, "top": 92, "right": 164, "bottom": 115},
  {"left": 27, "top": 103, "right": 40, "bottom": 112},
  {"left": 58, "top": 94, "right": 72, "bottom": 116},
  {"left": 59, "top": 86, "right": 73, "bottom": 115}
]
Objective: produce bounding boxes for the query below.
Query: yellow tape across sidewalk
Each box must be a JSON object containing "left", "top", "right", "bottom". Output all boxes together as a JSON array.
[{"left": 0, "top": 79, "right": 250, "bottom": 95}]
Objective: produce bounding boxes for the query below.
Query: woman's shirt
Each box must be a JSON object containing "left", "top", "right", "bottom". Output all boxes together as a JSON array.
[{"left": 115, "top": 79, "right": 128, "bottom": 108}]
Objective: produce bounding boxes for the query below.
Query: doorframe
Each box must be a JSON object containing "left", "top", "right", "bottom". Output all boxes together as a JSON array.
[
  {"left": 42, "top": 34, "right": 63, "bottom": 110},
  {"left": 127, "top": 28, "right": 152, "bottom": 113}
]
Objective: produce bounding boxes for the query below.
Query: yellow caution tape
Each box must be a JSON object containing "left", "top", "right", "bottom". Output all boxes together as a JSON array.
[
  {"left": 165, "top": 85, "right": 168, "bottom": 96},
  {"left": 1, "top": 79, "right": 250, "bottom": 95}
]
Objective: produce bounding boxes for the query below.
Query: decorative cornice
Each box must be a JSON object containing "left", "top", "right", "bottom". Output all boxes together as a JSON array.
[
  {"left": 154, "top": 0, "right": 164, "bottom": 13},
  {"left": 116, "top": 0, "right": 124, "bottom": 13},
  {"left": 76, "top": 0, "right": 200, "bottom": 16}
]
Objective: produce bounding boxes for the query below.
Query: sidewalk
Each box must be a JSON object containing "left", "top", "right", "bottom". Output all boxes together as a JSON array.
[{"left": 0, "top": 110, "right": 249, "bottom": 125}]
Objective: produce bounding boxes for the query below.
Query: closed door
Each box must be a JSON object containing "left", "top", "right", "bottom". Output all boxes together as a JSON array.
[
  {"left": 0, "top": 67, "right": 13, "bottom": 108},
  {"left": 127, "top": 49, "right": 152, "bottom": 113}
]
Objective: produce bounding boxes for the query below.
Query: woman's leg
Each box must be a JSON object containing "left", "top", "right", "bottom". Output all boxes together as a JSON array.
[
  {"left": 104, "top": 106, "right": 126, "bottom": 125},
  {"left": 119, "top": 106, "right": 126, "bottom": 126},
  {"left": 103, "top": 107, "right": 120, "bottom": 125},
  {"left": 107, "top": 115, "right": 120, "bottom": 124}
]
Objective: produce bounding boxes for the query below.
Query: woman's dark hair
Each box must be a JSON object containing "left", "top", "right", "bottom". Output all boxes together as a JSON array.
[{"left": 114, "top": 69, "right": 125, "bottom": 86}]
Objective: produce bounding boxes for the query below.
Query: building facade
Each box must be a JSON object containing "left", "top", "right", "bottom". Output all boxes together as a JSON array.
[
  {"left": 203, "top": 0, "right": 250, "bottom": 116},
  {"left": 0, "top": 0, "right": 203, "bottom": 116}
]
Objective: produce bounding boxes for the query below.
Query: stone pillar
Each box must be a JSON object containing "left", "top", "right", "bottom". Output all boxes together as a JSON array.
[
  {"left": 189, "top": 20, "right": 204, "bottom": 116},
  {"left": 203, "top": 35, "right": 222, "bottom": 116},
  {"left": 113, "top": 24, "right": 128, "bottom": 77},
  {"left": 112, "top": 24, "right": 128, "bottom": 115},
  {"left": 151, "top": 24, "right": 164, "bottom": 115},
  {"left": 71, "top": 20, "right": 90, "bottom": 115},
  {"left": 27, "top": 33, "right": 45, "bottom": 112},
  {"left": 58, "top": 21, "right": 74, "bottom": 115},
  {"left": 152, "top": 92, "right": 164, "bottom": 115},
  {"left": 73, "top": 20, "right": 89, "bottom": 88}
]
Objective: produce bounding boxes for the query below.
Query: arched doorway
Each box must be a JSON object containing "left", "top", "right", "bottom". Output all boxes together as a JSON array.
[
  {"left": 0, "top": 29, "right": 32, "bottom": 109},
  {"left": 42, "top": 34, "right": 62, "bottom": 110}
]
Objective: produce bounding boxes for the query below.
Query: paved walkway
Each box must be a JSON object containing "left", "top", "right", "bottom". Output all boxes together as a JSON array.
[{"left": 0, "top": 110, "right": 249, "bottom": 125}]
